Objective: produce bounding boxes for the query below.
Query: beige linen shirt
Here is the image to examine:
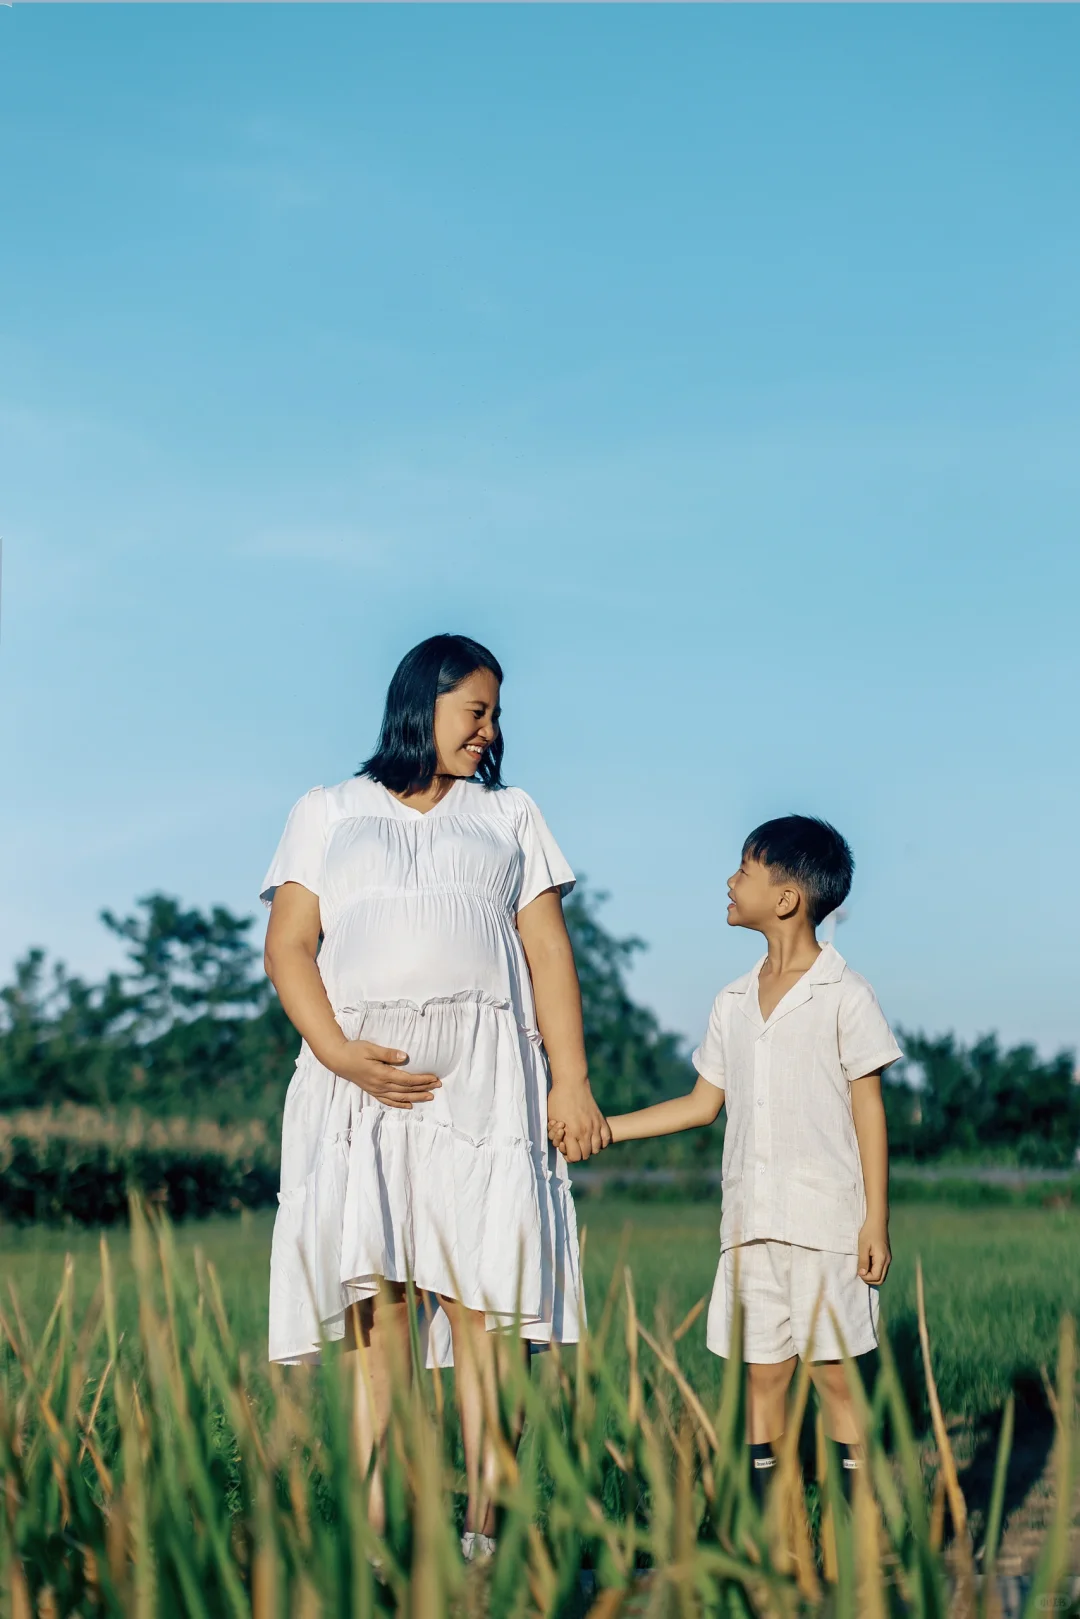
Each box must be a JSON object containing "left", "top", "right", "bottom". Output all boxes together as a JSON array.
[{"left": 692, "top": 944, "right": 902, "bottom": 1257}]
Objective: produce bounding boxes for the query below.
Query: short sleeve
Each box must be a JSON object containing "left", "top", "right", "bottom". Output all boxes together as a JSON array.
[
  {"left": 514, "top": 791, "right": 576, "bottom": 912},
  {"left": 259, "top": 787, "right": 328, "bottom": 907},
  {"left": 691, "top": 994, "right": 726, "bottom": 1090},
  {"left": 837, "top": 975, "right": 903, "bottom": 1082}
]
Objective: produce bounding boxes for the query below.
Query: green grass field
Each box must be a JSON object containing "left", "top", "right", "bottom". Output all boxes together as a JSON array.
[
  {"left": 3, "top": 1197, "right": 1077, "bottom": 1426},
  {"left": 2, "top": 1196, "right": 1078, "bottom": 1607}
]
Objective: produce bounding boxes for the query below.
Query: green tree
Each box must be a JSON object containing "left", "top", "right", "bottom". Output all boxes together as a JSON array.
[
  {"left": 98, "top": 896, "right": 276, "bottom": 1120},
  {"left": 0, "top": 950, "right": 133, "bottom": 1109},
  {"left": 100, "top": 896, "right": 267, "bottom": 1035},
  {"left": 564, "top": 885, "right": 705, "bottom": 1165},
  {"left": 887, "top": 1030, "right": 1080, "bottom": 1167}
]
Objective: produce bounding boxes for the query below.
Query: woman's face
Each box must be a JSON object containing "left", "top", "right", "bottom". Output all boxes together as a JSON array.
[{"left": 433, "top": 667, "right": 501, "bottom": 777}]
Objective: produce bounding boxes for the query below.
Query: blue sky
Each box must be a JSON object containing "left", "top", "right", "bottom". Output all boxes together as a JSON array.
[{"left": 1, "top": 6, "right": 1077, "bottom": 1058}]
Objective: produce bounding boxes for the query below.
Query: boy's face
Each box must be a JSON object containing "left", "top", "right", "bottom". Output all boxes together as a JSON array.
[{"left": 726, "top": 854, "right": 800, "bottom": 930}]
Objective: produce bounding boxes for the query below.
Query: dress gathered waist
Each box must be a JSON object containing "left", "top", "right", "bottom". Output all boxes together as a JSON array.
[
  {"left": 334, "top": 885, "right": 514, "bottom": 905},
  {"left": 333, "top": 989, "right": 546, "bottom": 1046}
]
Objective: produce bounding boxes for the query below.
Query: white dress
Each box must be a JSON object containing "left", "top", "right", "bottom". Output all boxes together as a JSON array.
[{"left": 260, "top": 775, "right": 583, "bottom": 1367}]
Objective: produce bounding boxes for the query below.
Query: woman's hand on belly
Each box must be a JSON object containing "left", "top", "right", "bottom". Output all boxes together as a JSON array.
[{"left": 323, "top": 1035, "right": 441, "bottom": 1109}]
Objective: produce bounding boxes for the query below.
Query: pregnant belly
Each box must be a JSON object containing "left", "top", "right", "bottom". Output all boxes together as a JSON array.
[
  {"left": 337, "top": 994, "right": 541, "bottom": 1146},
  {"left": 320, "top": 893, "right": 523, "bottom": 1012}
]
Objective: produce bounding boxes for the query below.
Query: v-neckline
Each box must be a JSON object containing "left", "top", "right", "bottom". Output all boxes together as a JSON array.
[
  {"left": 754, "top": 948, "right": 822, "bottom": 1027},
  {"left": 380, "top": 779, "right": 462, "bottom": 819}
]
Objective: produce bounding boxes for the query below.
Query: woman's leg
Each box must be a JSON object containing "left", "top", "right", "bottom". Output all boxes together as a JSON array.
[
  {"left": 439, "top": 1295, "right": 530, "bottom": 1539},
  {"left": 343, "top": 1280, "right": 412, "bottom": 1533}
]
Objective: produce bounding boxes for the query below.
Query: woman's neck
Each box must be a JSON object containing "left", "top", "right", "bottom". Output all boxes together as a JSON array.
[{"left": 392, "top": 774, "right": 457, "bottom": 813}]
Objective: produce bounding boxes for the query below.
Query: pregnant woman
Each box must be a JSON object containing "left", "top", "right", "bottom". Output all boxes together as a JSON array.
[{"left": 261, "top": 633, "right": 609, "bottom": 1554}]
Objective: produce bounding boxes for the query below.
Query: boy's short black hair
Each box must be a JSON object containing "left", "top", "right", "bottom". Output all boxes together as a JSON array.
[{"left": 742, "top": 815, "right": 854, "bottom": 927}]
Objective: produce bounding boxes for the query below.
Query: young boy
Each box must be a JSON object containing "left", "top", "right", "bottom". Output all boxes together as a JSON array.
[{"left": 554, "top": 815, "right": 901, "bottom": 1494}]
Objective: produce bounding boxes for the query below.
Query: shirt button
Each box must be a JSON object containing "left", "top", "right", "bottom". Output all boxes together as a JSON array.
[
  {"left": 757, "top": 1163, "right": 765, "bottom": 1173},
  {"left": 756, "top": 1097, "right": 764, "bottom": 1108}
]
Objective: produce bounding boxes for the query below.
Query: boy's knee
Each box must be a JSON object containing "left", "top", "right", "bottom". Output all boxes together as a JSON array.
[
  {"left": 810, "top": 1360, "right": 850, "bottom": 1398},
  {"left": 747, "top": 1359, "right": 795, "bottom": 1394},
  {"left": 811, "top": 1361, "right": 861, "bottom": 1443}
]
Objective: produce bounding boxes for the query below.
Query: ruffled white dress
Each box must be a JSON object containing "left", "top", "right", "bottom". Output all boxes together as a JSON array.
[{"left": 260, "top": 775, "right": 583, "bottom": 1367}]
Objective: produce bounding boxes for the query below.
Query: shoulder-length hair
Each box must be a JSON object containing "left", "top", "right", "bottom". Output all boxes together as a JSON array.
[{"left": 359, "top": 634, "right": 505, "bottom": 794}]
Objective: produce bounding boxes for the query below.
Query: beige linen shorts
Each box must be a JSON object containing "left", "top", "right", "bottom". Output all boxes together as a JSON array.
[{"left": 706, "top": 1239, "right": 880, "bottom": 1364}]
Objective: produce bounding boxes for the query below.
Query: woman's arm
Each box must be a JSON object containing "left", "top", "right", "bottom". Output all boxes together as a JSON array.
[
  {"left": 516, "top": 887, "right": 611, "bottom": 1162},
  {"left": 850, "top": 1070, "right": 891, "bottom": 1284},
  {"left": 608, "top": 1077, "right": 725, "bottom": 1142},
  {"left": 265, "top": 882, "right": 440, "bottom": 1109}
]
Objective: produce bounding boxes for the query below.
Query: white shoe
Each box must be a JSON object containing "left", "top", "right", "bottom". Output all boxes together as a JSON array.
[{"left": 460, "top": 1530, "right": 496, "bottom": 1562}]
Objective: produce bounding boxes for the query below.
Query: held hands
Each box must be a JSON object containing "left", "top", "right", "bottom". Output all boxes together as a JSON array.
[
  {"left": 547, "top": 1081, "right": 612, "bottom": 1163},
  {"left": 857, "top": 1216, "right": 891, "bottom": 1285},
  {"left": 325, "top": 1033, "right": 609, "bottom": 1157},
  {"left": 324, "top": 1037, "right": 441, "bottom": 1110}
]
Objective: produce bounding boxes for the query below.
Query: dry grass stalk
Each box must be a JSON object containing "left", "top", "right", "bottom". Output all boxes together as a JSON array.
[
  {"left": 916, "top": 1257, "right": 976, "bottom": 1614},
  {"left": 0, "top": 1206, "right": 1076, "bottom": 1616}
]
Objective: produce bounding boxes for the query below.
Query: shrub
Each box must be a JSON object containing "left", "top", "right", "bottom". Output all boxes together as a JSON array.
[{"left": 0, "top": 1106, "right": 279, "bottom": 1224}]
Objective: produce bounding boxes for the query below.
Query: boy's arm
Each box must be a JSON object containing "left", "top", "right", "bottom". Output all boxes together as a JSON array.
[
  {"left": 550, "top": 1077, "right": 724, "bottom": 1148},
  {"left": 850, "top": 1071, "right": 891, "bottom": 1285}
]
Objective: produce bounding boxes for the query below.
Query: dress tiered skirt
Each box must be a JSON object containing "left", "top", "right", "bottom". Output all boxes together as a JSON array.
[{"left": 268, "top": 990, "right": 582, "bottom": 1366}]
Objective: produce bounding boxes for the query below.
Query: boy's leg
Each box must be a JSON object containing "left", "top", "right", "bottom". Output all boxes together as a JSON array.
[
  {"left": 708, "top": 1242, "right": 800, "bottom": 1503},
  {"left": 747, "top": 1357, "right": 798, "bottom": 1443},
  {"left": 808, "top": 1363, "right": 864, "bottom": 1501},
  {"left": 807, "top": 1361, "right": 859, "bottom": 1444},
  {"left": 789, "top": 1247, "right": 880, "bottom": 1502},
  {"left": 747, "top": 1357, "right": 797, "bottom": 1500}
]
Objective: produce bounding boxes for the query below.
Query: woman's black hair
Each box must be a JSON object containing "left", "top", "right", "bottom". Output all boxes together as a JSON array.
[{"left": 359, "top": 634, "right": 505, "bottom": 794}]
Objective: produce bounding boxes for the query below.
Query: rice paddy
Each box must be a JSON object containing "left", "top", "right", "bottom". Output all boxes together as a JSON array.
[
  {"left": 0, "top": 1197, "right": 1077, "bottom": 1613},
  {"left": 4, "top": 1197, "right": 1077, "bottom": 1422}
]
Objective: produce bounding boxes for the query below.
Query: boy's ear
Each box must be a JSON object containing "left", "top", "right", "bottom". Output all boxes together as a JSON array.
[{"left": 775, "top": 886, "right": 801, "bottom": 920}]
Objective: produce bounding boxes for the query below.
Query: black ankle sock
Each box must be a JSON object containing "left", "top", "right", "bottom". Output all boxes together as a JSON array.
[
  {"left": 748, "top": 1440, "right": 779, "bottom": 1504},
  {"left": 828, "top": 1441, "right": 863, "bottom": 1504}
]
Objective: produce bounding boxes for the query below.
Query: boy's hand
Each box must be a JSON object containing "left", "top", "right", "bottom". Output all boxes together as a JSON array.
[
  {"left": 547, "top": 1081, "right": 611, "bottom": 1162},
  {"left": 857, "top": 1218, "right": 891, "bottom": 1285}
]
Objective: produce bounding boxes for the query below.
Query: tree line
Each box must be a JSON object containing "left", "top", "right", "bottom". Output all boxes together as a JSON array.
[{"left": 1, "top": 889, "right": 1077, "bottom": 1168}]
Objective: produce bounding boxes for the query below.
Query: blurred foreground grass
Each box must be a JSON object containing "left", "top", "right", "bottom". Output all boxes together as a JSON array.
[
  {"left": 3, "top": 1198, "right": 1078, "bottom": 1423},
  {"left": 0, "top": 1199, "right": 1077, "bottom": 1615}
]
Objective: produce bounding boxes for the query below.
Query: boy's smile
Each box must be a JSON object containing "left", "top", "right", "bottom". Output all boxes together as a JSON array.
[{"left": 726, "top": 855, "right": 788, "bottom": 930}]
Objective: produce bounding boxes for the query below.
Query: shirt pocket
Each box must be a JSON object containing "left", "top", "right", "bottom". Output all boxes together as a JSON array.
[
  {"left": 786, "top": 1172, "right": 859, "bottom": 1254},
  {"left": 718, "top": 1179, "right": 745, "bottom": 1249}
]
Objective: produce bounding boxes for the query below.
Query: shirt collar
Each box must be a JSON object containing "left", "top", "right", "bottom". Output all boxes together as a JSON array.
[
  {"left": 728, "top": 942, "right": 847, "bottom": 1028},
  {"left": 807, "top": 942, "right": 846, "bottom": 984}
]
